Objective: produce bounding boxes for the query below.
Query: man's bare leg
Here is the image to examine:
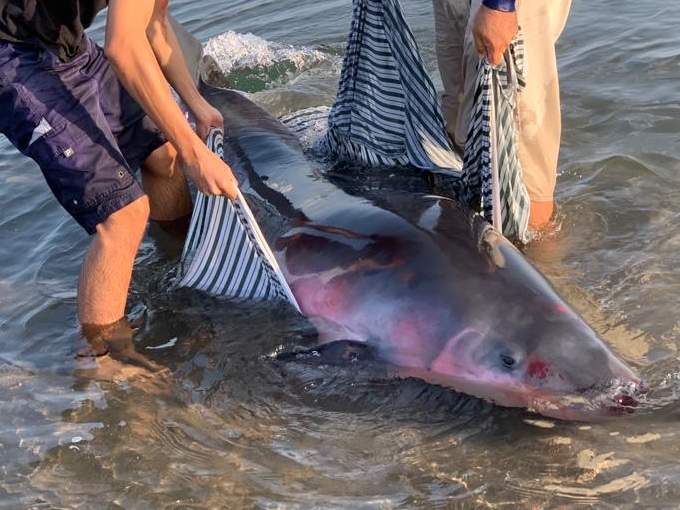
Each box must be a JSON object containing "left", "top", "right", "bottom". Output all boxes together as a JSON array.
[
  {"left": 78, "top": 195, "right": 150, "bottom": 325},
  {"left": 78, "top": 142, "right": 191, "bottom": 327},
  {"left": 141, "top": 141, "right": 192, "bottom": 222}
]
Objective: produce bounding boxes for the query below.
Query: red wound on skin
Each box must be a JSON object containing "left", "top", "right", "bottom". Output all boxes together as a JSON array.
[
  {"left": 527, "top": 358, "right": 550, "bottom": 379},
  {"left": 553, "top": 303, "right": 570, "bottom": 314}
]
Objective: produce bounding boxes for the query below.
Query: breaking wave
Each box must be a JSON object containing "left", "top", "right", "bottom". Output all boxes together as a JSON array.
[{"left": 203, "top": 31, "right": 338, "bottom": 92}]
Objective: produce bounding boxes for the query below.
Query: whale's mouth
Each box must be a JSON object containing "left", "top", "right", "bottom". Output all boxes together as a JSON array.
[
  {"left": 526, "top": 379, "right": 648, "bottom": 421},
  {"left": 602, "top": 379, "right": 648, "bottom": 415}
]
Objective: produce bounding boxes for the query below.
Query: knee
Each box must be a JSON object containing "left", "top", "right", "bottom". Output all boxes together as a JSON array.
[
  {"left": 142, "top": 142, "right": 179, "bottom": 180},
  {"left": 97, "top": 195, "right": 150, "bottom": 241},
  {"left": 112, "top": 195, "right": 150, "bottom": 230}
]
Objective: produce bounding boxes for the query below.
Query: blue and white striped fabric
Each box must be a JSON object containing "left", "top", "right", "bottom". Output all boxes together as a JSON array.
[
  {"left": 324, "top": 0, "right": 462, "bottom": 172},
  {"left": 178, "top": 129, "right": 300, "bottom": 310},
  {"left": 461, "top": 38, "right": 531, "bottom": 242}
]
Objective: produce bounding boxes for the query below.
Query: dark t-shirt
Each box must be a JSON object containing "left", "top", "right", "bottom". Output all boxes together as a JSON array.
[{"left": 0, "top": 0, "right": 108, "bottom": 61}]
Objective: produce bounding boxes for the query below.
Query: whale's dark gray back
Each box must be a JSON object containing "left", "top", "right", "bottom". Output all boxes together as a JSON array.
[{"left": 198, "top": 82, "right": 424, "bottom": 233}]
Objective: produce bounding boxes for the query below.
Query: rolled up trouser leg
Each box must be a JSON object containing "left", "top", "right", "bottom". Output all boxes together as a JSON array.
[
  {"left": 433, "top": 0, "right": 470, "bottom": 150},
  {"left": 435, "top": 0, "right": 572, "bottom": 202},
  {"left": 515, "top": 0, "right": 572, "bottom": 202}
]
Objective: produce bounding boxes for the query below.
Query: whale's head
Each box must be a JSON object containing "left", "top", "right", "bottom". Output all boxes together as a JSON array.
[{"left": 422, "top": 224, "right": 645, "bottom": 421}]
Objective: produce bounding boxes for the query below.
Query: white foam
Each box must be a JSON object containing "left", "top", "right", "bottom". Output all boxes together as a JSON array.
[
  {"left": 280, "top": 106, "right": 331, "bottom": 154},
  {"left": 204, "top": 31, "right": 329, "bottom": 77}
]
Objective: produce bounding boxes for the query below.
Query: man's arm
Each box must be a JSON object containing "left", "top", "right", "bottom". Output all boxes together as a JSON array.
[
  {"left": 145, "top": 5, "right": 221, "bottom": 140},
  {"left": 472, "top": 0, "right": 518, "bottom": 66},
  {"left": 105, "top": 0, "right": 236, "bottom": 198}
]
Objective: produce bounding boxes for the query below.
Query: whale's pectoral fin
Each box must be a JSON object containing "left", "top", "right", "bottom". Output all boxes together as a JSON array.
[{"left": 277, "top": 340, "right": 377, "bottom": 366}]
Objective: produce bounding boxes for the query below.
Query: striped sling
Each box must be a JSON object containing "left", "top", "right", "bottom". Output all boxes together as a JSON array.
[
  {"left": 324, "top": 0, "right": 463, "bottom": 172},
  {"left": 461, "top": 39, "right": 531, "bottom": 243},
  {"left": 177, "top": 129, "right": 300, "bottom": 310}
]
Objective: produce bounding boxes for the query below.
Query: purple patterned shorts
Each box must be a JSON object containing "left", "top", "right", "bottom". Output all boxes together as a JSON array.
[{"left": 0, "top": 37, "right": 166, "bottom": 234}]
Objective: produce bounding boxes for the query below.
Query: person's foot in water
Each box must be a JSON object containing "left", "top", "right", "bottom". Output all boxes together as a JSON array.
[{"left": 78, "top": 317, "right": 167, "bottom": 376}]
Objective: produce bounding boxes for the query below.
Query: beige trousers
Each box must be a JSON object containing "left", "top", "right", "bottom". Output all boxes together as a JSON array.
[{"left": 434, "top": 0, "right": 572, "bottom": 202}]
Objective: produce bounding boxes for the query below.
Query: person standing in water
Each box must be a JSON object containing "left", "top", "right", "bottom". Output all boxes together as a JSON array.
[
  {"left": 0, "top": 1, "right": 237, "bottom": 336},
  {"left": 433, "top": 0, "right": 572, "bottom": 229}
]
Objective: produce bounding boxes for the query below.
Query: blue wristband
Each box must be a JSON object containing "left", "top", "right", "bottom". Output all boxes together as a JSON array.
[{"left": 481, "top": 0, "right": 516, "bottom": 12}]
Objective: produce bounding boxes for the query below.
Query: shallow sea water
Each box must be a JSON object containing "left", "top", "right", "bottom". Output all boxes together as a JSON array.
[{"left": 1, "top": 0, "right": 679, "bottom": 508}]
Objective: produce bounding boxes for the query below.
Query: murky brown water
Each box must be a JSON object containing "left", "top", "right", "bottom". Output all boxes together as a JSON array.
[{"left": 1, "top": 1, "right": 679, "bottom": 508}]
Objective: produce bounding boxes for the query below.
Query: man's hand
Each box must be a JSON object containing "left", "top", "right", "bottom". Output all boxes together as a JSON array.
[
  {"left": 180, "top": 141, "right": 238, "bottom": 199},
  {"left": 472, "top": 5, "right": 518, "bottom": 66},
  {"left": 192, "top": 99, "right": 224, "bottom": 141}
]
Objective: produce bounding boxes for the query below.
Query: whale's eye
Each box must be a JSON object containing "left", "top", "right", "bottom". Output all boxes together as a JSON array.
[{"left": 500, "top": 354, "right": 516, "bottom": 369}]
